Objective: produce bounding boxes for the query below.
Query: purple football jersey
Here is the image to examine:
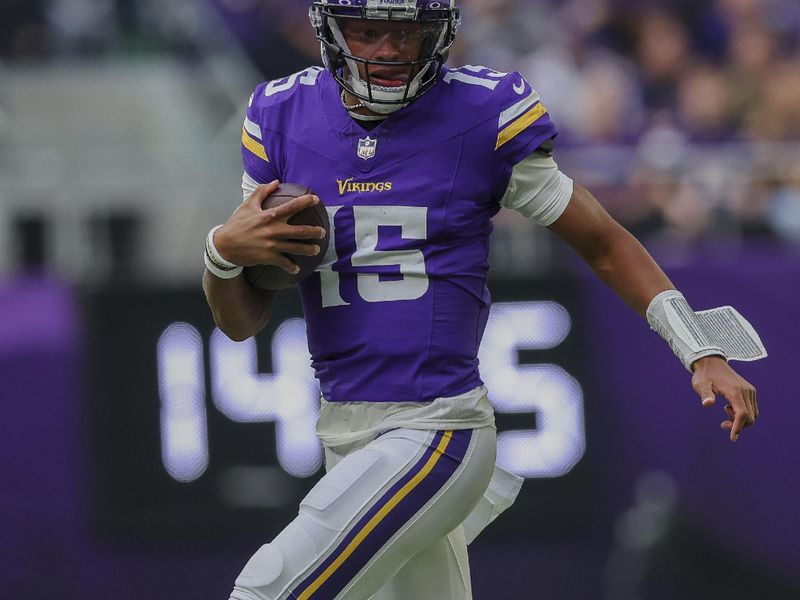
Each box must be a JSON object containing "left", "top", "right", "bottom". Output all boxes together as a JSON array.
[{"left": 241, "top": 65, "right": 558, "bottom": 403}]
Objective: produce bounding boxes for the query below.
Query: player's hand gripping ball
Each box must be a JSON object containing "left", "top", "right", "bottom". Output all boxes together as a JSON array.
[{"left": 243, "top": 183, "right": 330, "bottom": 290}]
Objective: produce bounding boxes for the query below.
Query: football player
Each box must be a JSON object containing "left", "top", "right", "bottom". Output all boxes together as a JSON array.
[{"left": 202, "top": 1, "right": 763, "bottom": 598}]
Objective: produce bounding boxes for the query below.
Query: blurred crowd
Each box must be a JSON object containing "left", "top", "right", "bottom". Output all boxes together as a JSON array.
[
  {"left": 0, "top": 0, "right": 205, "bottom": 57},
  {"left": 2, "top": 0, "right": 800, "bottom": 246},
  {"left": 456, "top": 0, "right": 800, "bottom": 246}
]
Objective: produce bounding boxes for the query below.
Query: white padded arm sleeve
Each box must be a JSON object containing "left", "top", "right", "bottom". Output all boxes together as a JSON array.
[
  {"left": 500, "top": 153, "right": 574, "bottom": 226},
  {"left": 242, "top": 171, "right": 259, "bottom": 202},
  {"left": 646, "top": 290, "right": 767, "bottom": 371}
]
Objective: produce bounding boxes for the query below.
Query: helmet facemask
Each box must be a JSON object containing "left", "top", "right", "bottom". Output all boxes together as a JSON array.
[{"left": 310, "top": 2, "right": 461, "bottom": 114}]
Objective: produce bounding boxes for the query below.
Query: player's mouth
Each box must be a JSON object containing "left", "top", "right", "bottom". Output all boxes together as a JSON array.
[{"left": 369, "top": 70, "right": 410, "bottom": 87}]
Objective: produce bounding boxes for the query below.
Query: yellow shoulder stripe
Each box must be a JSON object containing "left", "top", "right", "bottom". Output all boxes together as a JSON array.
[
  {"left": 242, "top": 127, "right": 269, "bottom": 162},
  {"left": 496, "top": 103, "right": 548, "bottom": 150}
]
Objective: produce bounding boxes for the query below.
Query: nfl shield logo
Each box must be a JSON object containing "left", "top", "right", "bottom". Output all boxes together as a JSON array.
[{"left": 357, "top": 137, "right": 378, "bottom": 160}]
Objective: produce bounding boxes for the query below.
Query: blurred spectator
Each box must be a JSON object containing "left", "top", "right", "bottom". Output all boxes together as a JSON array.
[
  {"left": 44, "top": 0, "right": 119, "bottom": 56},
  {"left": 0, "top": 0, "right": 49, "bottom": 58},
  {"left": 635, "top": 9, "right": 692, "bottom": 112},
  {"left": 765, "top": 164, "right": 800, "bottom": 243},
  {"left": 744, "top": 61, "right": 800, "bottom": 141},
  {"left": 676, "top": 64, "right": 734, "bottom": 142}
]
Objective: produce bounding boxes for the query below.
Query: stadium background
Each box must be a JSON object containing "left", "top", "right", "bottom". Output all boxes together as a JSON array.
[{"left": 1, "top": 0, "right": 799, "bottom": 598}]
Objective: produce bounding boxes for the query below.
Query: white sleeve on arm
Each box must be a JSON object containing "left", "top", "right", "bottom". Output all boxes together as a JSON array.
[
  {"left": 242, "top": 171, "right": 259, "bottom": 202},
  {"left": 499, "top": 153, "right": 574, "bottom": 226}
]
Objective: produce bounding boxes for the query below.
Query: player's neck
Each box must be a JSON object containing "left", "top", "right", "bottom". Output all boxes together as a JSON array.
[{"left": 342, "top": 90, "right": 384, "bottom": 119}]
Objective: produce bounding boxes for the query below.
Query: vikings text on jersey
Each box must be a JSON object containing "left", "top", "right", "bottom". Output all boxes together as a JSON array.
[{"left": 242, "top": 65, "right": 560, "bottom": 404}]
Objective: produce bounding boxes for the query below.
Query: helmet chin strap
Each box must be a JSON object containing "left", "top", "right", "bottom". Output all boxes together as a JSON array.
[
  {"left": 362, "top": 97, "right": 409, "bottom": 115},
  {"left": 343, "top": 78, "right": 410, "bottom": 115}
]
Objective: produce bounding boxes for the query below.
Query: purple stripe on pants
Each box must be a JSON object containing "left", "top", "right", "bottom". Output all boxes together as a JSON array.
[{"left": 289, "top": 429, "right": 473, "bottom": 599}]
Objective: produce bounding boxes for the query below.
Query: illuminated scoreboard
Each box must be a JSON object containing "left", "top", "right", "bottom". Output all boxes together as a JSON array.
[{"left": 87, "top": 280, "right": 594, "bottom": 540}]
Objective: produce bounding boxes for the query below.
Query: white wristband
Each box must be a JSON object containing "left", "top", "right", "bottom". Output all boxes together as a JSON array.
[
  {"left": 646, "top": 290, "right": 726, "bottom": 371},
  {"left": 205, "top": 225, "right": 240, "bottom": 269},
  {"left": 204, "top": 251, "right": 243, "bottom": 279},
  {"left": 204, "top": 225, "right": 243, "bottom": 279}
]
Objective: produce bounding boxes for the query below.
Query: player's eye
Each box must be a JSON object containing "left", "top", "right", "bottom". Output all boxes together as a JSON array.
[
  {"left": 398, "top": 28, "right": 423, "bottom": 42},
  {"left": 350, "top": 29, "right": 381, "bottom": 43},
  {"left": 342, "top": 22, "right": 429, "bottom": 48}
]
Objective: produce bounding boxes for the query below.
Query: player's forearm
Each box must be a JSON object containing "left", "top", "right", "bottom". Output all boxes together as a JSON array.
[
  {"left": 202, "top": 270, "right": 276, "bottom": 341},
  {"left": 549, "top": 184, "right": 674, "bottom": 317},
  {"left": 584, "top": 224, "right": 675, "bottom": 317}
]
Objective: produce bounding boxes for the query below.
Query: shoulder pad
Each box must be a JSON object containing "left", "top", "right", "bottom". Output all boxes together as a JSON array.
[
  {"left": 438, "top": 65, "right": 511, "bottom": 112},
  {"left": 435, "top": 65, "right": 557, "bottom": 149},
  {"left": 440, "top": 68, "right": 561, "bottom": 199},
  {"left": 441, "top": 67, "right": 550, "bottom": 140},
  {"left": 492, "top": 70, "right": 555, "bottom": 152},
  {"left": 249, "top": 67, "right": 325, "bottom": 126},
  {"left": 242, "top": 69, "right": 325, "bottom": 183},
  {"left": 439, "top": 66, "right": 531, "bottom": 109}
]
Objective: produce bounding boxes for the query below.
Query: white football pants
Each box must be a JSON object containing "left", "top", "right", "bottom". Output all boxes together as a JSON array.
[{"left": 229, "top": 426, "right": 496, "bottom": 600}]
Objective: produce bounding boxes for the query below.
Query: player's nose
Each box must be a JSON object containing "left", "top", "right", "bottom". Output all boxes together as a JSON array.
[{"left": 372, "top": 33, "right": 403, "bottom": 60}]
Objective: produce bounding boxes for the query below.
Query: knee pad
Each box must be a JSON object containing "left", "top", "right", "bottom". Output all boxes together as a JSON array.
[
  {"left": 234, "top": 518, "right": 324, "bottom": 597},
  {"left": 235, "top": 543, "right": 284, "bottom": 588}
]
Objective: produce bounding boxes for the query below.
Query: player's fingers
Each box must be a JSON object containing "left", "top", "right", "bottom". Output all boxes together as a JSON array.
[
  {"left": 721, "top": 405, "right": 734, "bottom": 433},
  {"left": 746, "top": 385, "right": 759, "bottom": 420},
  {"left": 723, "top": 391, "right": 752, "bottom": 442},
  {"left": 730, "top": 409, "right": 749, "bottom": 442},
  {"left": 274, "top": 241, "right": 321, "bottom": 257},
  {"left": 264, "top": 194, "right": 320, "bottom": 222},
  {"left": 731, "top": 381, "right": 758, "bottom": 424},
  {"left": 265, "top": 254, "right": 300, "bottom": 274},
  {"left": 262, "top": 222, "right": 327, "bottom": 241},
  {"left": 693, "top": 377, "right": 716, "bottom": 408},
  {"left": 246, "top": 180, "right": 280, "bottom": 207},
  {"left": 284, "top": 224, "right": 328, "bottom": 240},
  {"left": 721, "top": 382, "right": 756, "bottom": 435}
]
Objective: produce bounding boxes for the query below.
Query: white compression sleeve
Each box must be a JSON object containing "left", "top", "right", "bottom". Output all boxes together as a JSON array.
[
  {"left": 242, "top": 171, "right": 259, "bottom": 202},
  {"left": 499, "top": 153, "right": 574, "bottom": 226}
]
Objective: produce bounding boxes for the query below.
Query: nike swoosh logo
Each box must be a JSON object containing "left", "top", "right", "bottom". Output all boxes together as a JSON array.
[{"left": 513, "top": 80, "right": 526, "bottom": 95}]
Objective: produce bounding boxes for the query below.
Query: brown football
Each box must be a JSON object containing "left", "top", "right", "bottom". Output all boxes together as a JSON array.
[{"left": 243, "top": 183, "right": 330, "bottom": 290}]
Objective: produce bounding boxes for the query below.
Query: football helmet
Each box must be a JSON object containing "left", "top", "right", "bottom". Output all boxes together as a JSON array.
[{"left": 310, "top": 0, "right": 461, "bottom": 114}]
